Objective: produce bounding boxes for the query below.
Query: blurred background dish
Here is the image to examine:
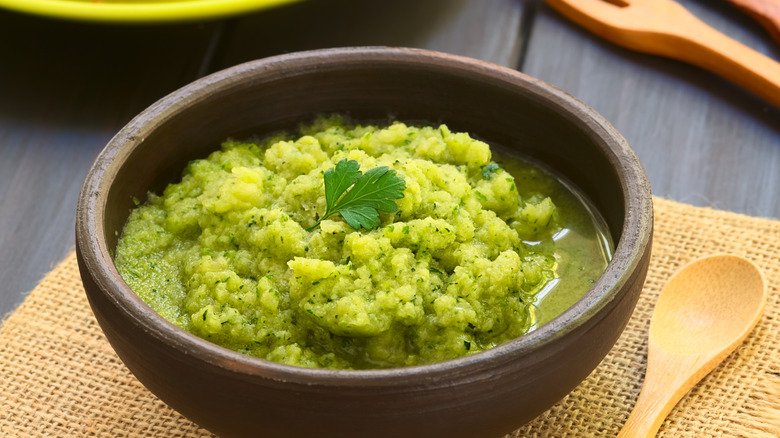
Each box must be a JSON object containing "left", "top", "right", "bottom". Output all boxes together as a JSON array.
[{"left": 0, "top": 0, "right": 302, "bottom": 23}]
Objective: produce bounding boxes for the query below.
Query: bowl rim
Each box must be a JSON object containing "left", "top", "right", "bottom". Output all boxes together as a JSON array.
[{"left": 76, "top": 46, "right": 653, "bottom": 386}]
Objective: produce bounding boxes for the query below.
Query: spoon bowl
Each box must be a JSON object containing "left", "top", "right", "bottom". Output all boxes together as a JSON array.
[{"left": 618, "top": 254, "right": 767, "bottom": 438}]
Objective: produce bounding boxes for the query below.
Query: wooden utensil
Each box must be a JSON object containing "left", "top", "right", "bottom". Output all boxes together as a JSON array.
[
  {"left": 618, "top": 255, "right": 767, "bottom": 437},
  {"left": 722, "top": 0, "right": 780, "bottom": 45},
  {"left": 545, "top": 0, "right": 780, "bottom": 108}
]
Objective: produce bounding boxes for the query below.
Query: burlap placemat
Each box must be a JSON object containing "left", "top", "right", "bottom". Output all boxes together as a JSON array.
[{"left": 1, "top": 197, "right": 778, "bottom": 437}]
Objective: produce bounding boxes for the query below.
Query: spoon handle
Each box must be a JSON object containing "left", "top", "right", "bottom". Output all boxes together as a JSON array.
[{"left": 617, "top": 342, "right": 717, "bottom": 438}]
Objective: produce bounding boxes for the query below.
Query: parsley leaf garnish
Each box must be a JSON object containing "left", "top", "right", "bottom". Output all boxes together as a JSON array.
[{"left": 307, "top": 159, "right": 406, "bottom": 231}]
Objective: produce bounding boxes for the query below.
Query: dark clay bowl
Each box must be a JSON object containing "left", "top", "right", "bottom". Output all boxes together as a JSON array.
[{"left": 76, "top": 47, "right": 653, "bottom": 438}]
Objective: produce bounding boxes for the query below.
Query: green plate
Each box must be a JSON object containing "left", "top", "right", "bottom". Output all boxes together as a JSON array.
[{"left": 0, "top": 0, "right": 302, "bottom": 23}]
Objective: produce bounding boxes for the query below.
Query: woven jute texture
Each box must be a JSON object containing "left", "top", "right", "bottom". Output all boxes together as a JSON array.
[{"left": 1, "top": 197, "right": 778, "bottom": 437}]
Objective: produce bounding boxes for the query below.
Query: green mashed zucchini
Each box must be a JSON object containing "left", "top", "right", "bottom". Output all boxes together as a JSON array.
[{"left": 115, "top": 116, "right": 594, "bottom": 369}]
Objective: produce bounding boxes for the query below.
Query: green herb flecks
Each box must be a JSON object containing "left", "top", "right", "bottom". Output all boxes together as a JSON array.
[
  {"left": 481, "top": 163, "right": 501, "bottom": 179},
  {"left": 307, "top": 159, "right": 406, "bottom": 231}
]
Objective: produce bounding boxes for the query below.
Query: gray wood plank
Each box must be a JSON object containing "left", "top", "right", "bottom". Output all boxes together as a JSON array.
[
  {"left": 0, "top": 12, "right": 219, "bottom": 314},
  {"left": 213, "top": 0, "right": 527, "bottom": 69},
  {"left": 522, "top": 0, "right": 780, "bottom": 219}
]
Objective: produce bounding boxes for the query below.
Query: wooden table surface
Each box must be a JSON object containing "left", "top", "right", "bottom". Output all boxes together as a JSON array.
[{"left": 1, "top": 0, "right": 778, "bottom": 317}]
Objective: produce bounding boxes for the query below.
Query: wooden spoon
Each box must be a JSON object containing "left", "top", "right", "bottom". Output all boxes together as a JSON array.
[
  {"left": 618, "top": 254, "right": 767, "bottom": 438},
  {"left": 545, "top": 0, "right": 780, "bottom": 108}
]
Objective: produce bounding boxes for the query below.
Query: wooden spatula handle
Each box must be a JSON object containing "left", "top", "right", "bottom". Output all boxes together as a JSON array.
[
  {"left": 667, "top": 13, "right": 780, "bottom": 108},
  {"left": 721, "top": 0, "right": 780, "bottom": 44}
]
